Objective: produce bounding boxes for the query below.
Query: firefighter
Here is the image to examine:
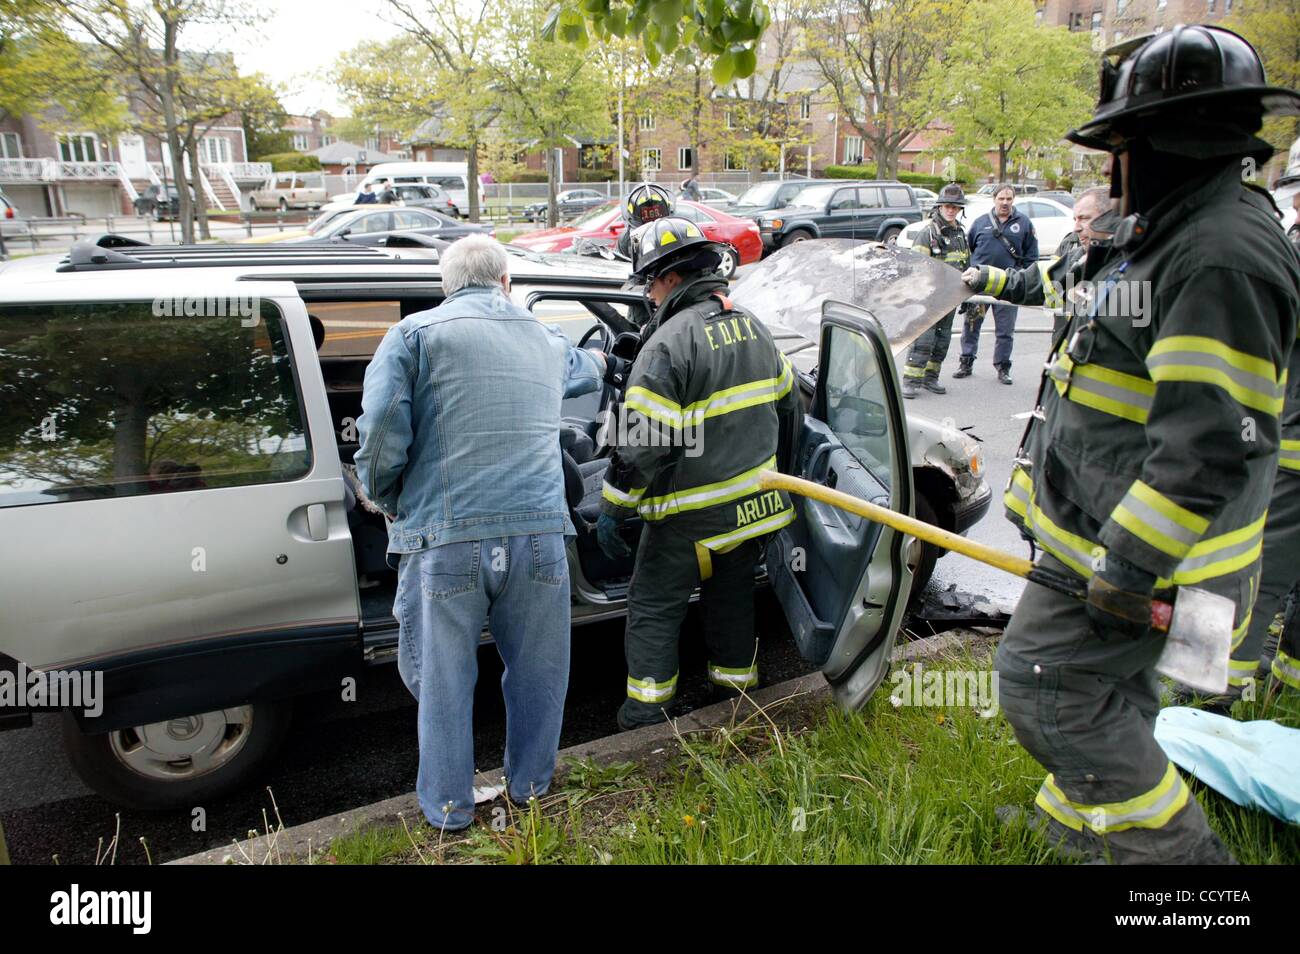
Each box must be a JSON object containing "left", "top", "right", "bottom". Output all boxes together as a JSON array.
[
  {"left": 597, "top": 216, "right": 802, "bottom": 731},
  {"left": 902, "top": 183, "right": 970, "bottom": 399},
  {"left": 615, "top": 183, "right": 674, "bottom": 260},
  {"left": 1217, "top": 150, "right": 1300, "bottom": 706},
  {"left": 963, "top": 25, "right": 1300, "bottom": 863}
]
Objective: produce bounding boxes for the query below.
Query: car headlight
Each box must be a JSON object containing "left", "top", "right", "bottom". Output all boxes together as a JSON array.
[{"left": 761, "top": 218, "right": 783, "bottom": 230}]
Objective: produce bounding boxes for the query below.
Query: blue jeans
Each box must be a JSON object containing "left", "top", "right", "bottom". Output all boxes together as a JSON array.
[{"left": 395, "top": 532, "right": 571, "bottom": 830}]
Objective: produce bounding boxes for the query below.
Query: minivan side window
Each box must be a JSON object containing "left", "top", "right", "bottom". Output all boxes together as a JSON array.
[
  {"left": 0, "top": 301, "right": 311, "bottom": 507},
  {"left": 883, "top": 186, "right": 912, "bottom": 208},
  {"left": 432, "top": 176, "right": 465, "bottom": 190}
]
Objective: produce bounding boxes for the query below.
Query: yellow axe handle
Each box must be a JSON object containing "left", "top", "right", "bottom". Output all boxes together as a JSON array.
[{"left": 758, "top": 470, "right": 1035, "bottom": 580}]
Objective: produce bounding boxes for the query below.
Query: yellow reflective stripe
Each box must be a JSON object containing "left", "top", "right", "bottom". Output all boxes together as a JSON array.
[
  {"left": 1280, "top": 438, "right": 1300, "bottom": 472},
  {"left": 1228, "top": 655, "right": 1258, "bottom": 687},
  {"left": 638, "top": 456, "right": 776, "bottom": 520},
  {"left": 1272, "top": 649, "right": 1300, "bottom": 690},
  {"left": 1111, "top": 480, "right": 1210, "bottom": 561},
  {"left": 1006, "top": 467, "right": 1262, "bottom": 587},
  {"left": 913, "top": 244, "right": 933, "bottom": 256},
  {"left": 984, "top": 267, "right": 1008, "bottom": 296},
  {"left": 601, "top": 481, "right": 645, "bottom": 507},
  {"left": 625, "top": 363, "right": 793, "bottom": 432},
  {"left": 697, "top": 505, "right": 796, "bottom": 551},
  {"left": 627, "top": 673, "right": 678, "bottom": 702},
  {"left": 1162, "top": 512, "right": 1265, "bottom": 586},
  {"left": 1038, "top": 260, "right": 1063, "bottom": 309},
  {"left": 1147, "top": 335, "right": 1285, "bottom": 415},
  {"left": 1052, "top": 354, "right": 1155, "bottom": 423},
  {"left": 1035, "top": 762, "right": 1190, "bottom": 834},
  {"left": 708, "top": 664, "right": 758, "bottom": 688},
  {"left": 1230, "top": 610, "right": 1253, "bottom": 653}
]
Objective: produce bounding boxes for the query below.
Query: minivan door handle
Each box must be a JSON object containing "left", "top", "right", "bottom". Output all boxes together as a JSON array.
[{"left": 306, "top": 503, "right": 328, "bottom": 541}]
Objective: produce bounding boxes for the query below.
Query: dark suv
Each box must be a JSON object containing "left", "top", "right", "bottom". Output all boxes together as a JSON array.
[{"left": 754, "top": 181, "right": 922, "bottom": 250}]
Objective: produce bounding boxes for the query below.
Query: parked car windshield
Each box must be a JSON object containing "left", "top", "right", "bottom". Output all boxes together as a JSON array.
[
  {"left": 733, "top": 182, "right": 782, "bottom": 206},
  {"left": 783, "top": 183, "right": 838, "bottom": 208},
  {"left": 570, "top": 201, "right": 617, "bottom": 228}
]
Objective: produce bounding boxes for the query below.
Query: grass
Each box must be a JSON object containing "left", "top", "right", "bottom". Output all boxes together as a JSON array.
[{"left": 310, "top": 640, "right": 1300, "bottom": 865}]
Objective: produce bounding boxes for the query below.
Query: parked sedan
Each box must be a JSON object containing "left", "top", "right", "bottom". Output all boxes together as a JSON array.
[
  {"left": 686, "top": 186, "right": 739, "bottom": 208},
  {"left": 509, "top": 199, "right": 763, "bottom": 278},
  {"left": 523, "top": 189, "right": 609, "bottom": 222},
  {"left": 257, "top": 206, "right": 493, "bottom": 245},
  {"left": 320, "top": 183, "right": 458, "bottom": 218}
]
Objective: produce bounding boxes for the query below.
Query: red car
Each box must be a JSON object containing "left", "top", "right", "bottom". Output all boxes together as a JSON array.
[{"left": 509, "top": 199, "right": 763, "bottom": 278}]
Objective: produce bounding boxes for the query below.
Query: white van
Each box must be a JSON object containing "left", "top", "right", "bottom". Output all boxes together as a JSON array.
[{"left": 359, "top": 162, "right": 485, "bottom": 218}]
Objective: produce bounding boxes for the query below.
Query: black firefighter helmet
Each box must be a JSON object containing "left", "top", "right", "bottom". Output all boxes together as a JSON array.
[
  {"left": 629, "top": 216, "right": 724, "bottom": 281},
  {"left": 623, "top": 183, "right": 674, "bottom": 228},
  {"left": 1067, "top": 25, "right": 1300, "bottom": 153},
  {"left": 935, "top": 183, "right": 967, "bottom": 207}
]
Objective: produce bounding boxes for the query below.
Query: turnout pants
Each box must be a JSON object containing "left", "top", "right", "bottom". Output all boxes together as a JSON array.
[
  {"left": 1229, "top": 469, "right": 1300, "bottom": 694},
  {"left": 995, "top": 553, "right": 1230, "bottom": 863},
  {"left": 960, "top": 302, "right": 1018, "bottom": 371},
  {"left": 903, "top": 309, "right": 955, "bottom": 382},
  {"left": 621, "top": 520, "right": 763, "bottom": 726}
]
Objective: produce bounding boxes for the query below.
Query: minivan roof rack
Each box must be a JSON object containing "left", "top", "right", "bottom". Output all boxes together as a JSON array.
[{"left": 57, "top": 236, "right": 432, "bottom": 273}]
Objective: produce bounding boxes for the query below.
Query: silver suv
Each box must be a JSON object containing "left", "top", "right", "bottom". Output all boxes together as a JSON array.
[{"left": 0, "top": 239, "right": 988, "bottom": 809}]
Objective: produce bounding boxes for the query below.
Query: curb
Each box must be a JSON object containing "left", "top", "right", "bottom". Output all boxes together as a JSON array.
[{"left": 168, "top": 629, "right": 981, "bottom": 865}]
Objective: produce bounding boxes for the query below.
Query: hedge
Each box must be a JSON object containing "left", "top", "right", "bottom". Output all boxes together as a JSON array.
[
  {"left": 822, "top": 165, "right": 957, "bottom": 192},
  {"left": 257, "top": 152, "right": 323, "bottom": 172},
  {"left": 505, "top": 168, "right": 622, "bottom": 183}
]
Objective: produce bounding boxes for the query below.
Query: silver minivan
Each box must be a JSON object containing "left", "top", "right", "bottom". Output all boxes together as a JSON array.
[
  {"left": 0, "top": 239, "right": 987, "bottom": 810},
  {"left": 250, "top": 172, "right": 328, "bottom": 211}
]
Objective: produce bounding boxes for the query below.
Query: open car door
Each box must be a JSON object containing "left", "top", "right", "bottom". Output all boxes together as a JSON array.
[{"left": 767, "top": 300, "right": 915, "bottom": 711}]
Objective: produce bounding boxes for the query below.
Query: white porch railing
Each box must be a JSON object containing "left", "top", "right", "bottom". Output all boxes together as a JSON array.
[
  {"left": 0, "top": 158, "right": 135, "bottom": 184},
  {"left": 218, "top": 161, "right": 271, "bottom": 180}
]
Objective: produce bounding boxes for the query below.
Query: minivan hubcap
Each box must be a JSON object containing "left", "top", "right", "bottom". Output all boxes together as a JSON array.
[{"left": 110, "top": 706, "right": 254, "bottom": 780}]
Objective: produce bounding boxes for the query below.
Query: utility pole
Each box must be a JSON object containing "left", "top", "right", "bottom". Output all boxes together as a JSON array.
[{"left": 617, "top": 45, "right": 625, "bottom": 198}]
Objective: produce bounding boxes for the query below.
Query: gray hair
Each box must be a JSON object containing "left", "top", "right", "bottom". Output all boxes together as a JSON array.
[
  {"left": 440, "top": 235, "right": 509, "bottom": 295},
  {"left": 1077, "top": 186, "right": 1112, "bottom": 213}
]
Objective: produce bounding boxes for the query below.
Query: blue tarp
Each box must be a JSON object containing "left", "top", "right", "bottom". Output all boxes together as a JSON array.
[{"left": 1155, "top": 707, "right": 1300, "bottom": 825}]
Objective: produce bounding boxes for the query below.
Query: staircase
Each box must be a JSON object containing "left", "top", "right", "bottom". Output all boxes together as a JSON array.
[{"left": 205, "top": 172, "right": 239, "bottom": 211}]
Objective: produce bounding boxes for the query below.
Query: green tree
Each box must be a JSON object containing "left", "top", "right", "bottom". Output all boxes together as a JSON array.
[
  {"left": 921, "top": 0, "right": 1094, "bottom": 182},
  {"left": 491, "top": 0, "right": 614, "bottom": 226},
  {"left": 240, "top": 74, "right": 291, "bottom": 160},
  {"left": 1225, "top": 0, "right": 1300, "bottom": 154},
  {"left": 801, "top": 0, "right": 967, "bottom": 179},
  {"left": 545, "top": 0, "right": 773, "bottom": 79}
]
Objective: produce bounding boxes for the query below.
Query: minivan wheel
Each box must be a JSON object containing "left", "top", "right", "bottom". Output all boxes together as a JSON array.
[
  {"left": 61, "top": 700, "right": 293, "bottom": 811},
  {"left": 781, "top": 229, "right": 813, "bottom": 247},
  {"left": 881, "top": 226, "right": 902, "bottom": 245}
]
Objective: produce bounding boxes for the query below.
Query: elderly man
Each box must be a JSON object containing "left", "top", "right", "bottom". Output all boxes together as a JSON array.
[
  {"left": 957, "top": 183, "right": 1038, "bottom": 385},
  {"left": 356, "top": 235, "right": 617, "bottom": 831}
]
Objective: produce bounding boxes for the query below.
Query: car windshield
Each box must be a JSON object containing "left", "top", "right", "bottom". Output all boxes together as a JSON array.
[
  {"left": 785, "top": 184, "right": 837, "bottom": 207},
  {"left": 570, "top": 201, "right": 617, "bottom": 228},
  {"left": 306, "top": 209, "right": 350, "bottom": 234},
  {"left": 733, "top": 182, "right": 781, "bottom": 206}
]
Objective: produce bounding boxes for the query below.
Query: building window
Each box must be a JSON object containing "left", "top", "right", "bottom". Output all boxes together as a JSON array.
[
  {"left": 57, "top": 133, "right": 99, "bottom": 162},
  {"left": 322, "top": 134, "right": 336, "bottom": 146},
  {"left": 725, "top": 110, "right": 735, "bottom": 129},
  {"left": 291, "top": 133, "right": 309, "bottom": 152},
  {"left": 1225, "top": 0, "right": 1233, "bottom": 9},
  {"left": 642, "top": 148, "right": 661, "bottom": 172},
  {"left": 1156, "top": 0, "right": 1167, "bottom": 8},
  {"left": 799, "top": 95, "right": 811, "bottom": 120},
  {"left": 678, "top": 146, "right": 694, "bottom": 171},
  {"left": 0, "top": 132, "right": 21, "bottom": 159},
  {"left": 1035, "top": 8, "right": 1043, "bottom": 23},
  {"left": 843, "top": 135, "right": 864, "bottom": 165},
  {"left": 1207, "top": 0, "right": 1215, "bottom": 10},
  {"left": 1091, "top": 10, "right": 1102, "bottom": 30},
  {"left": 724, "top": 151, "right": 745, "bottom": 171},
  {"left": 1116, "top": 0, "right": 1128, "bottom": 14},
  {"left": 639, "top": 112, "right": 655, "bottom": 131},
  {"left": 364, "top": 137, "right": 381, "bottom": 152},
  {"left": 201, "top": 136, "right": 232, "bottom": 164}
]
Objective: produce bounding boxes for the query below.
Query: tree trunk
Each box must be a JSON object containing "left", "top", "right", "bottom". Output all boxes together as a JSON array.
[
  {"left": 546, "top": 145, "right": 558, "bottom": 229},
  {"left": 160, "top": 16, "right": 193, "bottom": 244},
  {"left": 112, "top": 385, "right": 150, "bottom": 489},
  {"left": 187, "top": 138, "right": 211, "bottom": 240},
  {"left": 467, "top": 125, "right": 481, "bottom": 223},
  {"left": 998, "top": 144, "right": 1009, "bottom": 183}
]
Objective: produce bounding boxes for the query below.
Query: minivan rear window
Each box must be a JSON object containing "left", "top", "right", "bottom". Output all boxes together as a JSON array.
[
  {"left": 0, "top": 301, "right": 311, "bottom": 507},
  {"left": 883, "top": 186, "right": 913, "bottom": 208}
]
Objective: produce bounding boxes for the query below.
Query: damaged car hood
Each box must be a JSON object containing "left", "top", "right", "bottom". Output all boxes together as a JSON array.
[{"left": 730, "top": 240, "right": 972, "bottom": 359}]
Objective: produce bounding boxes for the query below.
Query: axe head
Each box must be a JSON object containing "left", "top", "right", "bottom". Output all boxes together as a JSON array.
[{"left": 1154, "top": 586, "right": 1236, "bottom": 694}]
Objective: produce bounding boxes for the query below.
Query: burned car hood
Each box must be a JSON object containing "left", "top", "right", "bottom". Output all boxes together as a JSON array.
[{"left": 730, "top": 240, "right": 972, "bottom": 358}]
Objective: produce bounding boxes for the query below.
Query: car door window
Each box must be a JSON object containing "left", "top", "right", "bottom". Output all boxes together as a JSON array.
[
  {"left": 883, "top": 186, "right": 912, "bottom": 208},
  {"left": 823, "top": 326, "right": 893, "bottom": 490},
  {"left": 392, "top": 209, "right": 432, "bottom": 230},
  {"left": 829, "top": 189, "right": 860, "bottom": 212},
  {"left": 352, "top": 212, "right": 393, "bottom": 233},
  {"left": 0, "top": 301, "right": 311, "bottom": 506},
  {"left": 858, "top": 187, "right": 884, "bottom": 209}
]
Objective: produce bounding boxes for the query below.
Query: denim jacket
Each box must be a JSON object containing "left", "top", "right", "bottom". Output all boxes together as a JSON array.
[{"left": 355, "top": 285, "right": 604, "bottom": 558}]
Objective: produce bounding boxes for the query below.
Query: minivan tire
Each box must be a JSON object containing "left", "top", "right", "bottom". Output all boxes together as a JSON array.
[
  {"left": 781, "top": 229, "right": 814, "bottom": 247},
  {"left": 61, "top": 699, "right": 294, "bottom": 811},
  {"left": 881, "top": 226, "right": 902, "bottom": 245}
]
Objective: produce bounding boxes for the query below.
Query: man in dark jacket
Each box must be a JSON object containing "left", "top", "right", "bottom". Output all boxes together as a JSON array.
[
  {"left": 902, "top": 182, "right": 970, "bottom": 399},
  {"left": 355, "top": 182, "right": 378, "bottom": 204},
  {"left": 597, "top": 216, "right": 802, "bottom": 730},
  {"left": 964, "top": 25, "right": 1300, "bottom": 863},
  {"left": 957, "top": 183, "right": 1038, "bottom": 384}
]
